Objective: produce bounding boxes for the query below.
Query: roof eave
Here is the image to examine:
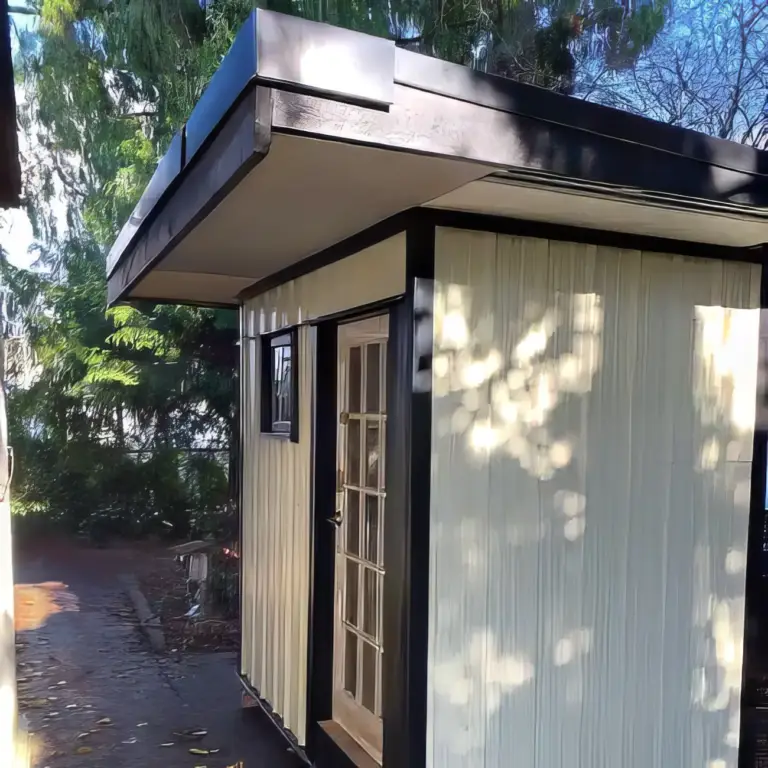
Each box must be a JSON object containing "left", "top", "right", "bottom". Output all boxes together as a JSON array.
[{"left": 106, "top": 10, "right": 768, "bottom": 306}]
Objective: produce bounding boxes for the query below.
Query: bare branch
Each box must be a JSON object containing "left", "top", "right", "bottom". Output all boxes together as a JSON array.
[{"left": 8, "top": 4, "right": 38, "bottom": 15}]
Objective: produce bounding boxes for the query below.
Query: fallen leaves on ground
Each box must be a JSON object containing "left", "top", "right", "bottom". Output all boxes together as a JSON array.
[
  {"left": 173, "top": 728, "right": 207, "bottom": 740},
  {"left": 24, "top": 698, "right": 50, "bottom": 708},
  {"left": 75, "top": 746, "right": 93, "bottom": 755}
]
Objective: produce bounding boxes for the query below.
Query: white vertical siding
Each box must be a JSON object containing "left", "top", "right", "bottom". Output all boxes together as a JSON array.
[
  {"left": 241, "top": 315, "right": 313, "bottom": 745},
  {"left": 240, "top": 234, "right": 406, "bottom": 746},
  {"left": 250, "top": 233, "right": 406, "bottom": 333},
  {"left": 427, "top": 227, "right": 760, "bottom": 768}
]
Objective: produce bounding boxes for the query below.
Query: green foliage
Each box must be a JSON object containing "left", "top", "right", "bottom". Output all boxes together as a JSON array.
[
  {"left": 7, "top": 0, "right": 673, "bottom": 542},
  {"left": 2, "top": 231, "right": 237, "bottom": 538},
  {"left": 7, "top": 0, "right": 251, "bottom": 539},
  {"left": 39, "top": 0, "right": 83, "bottom": 32}
]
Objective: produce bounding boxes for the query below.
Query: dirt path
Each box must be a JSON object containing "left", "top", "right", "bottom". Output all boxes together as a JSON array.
[{"left": 13, "top": 539, "right": 301, "bottom": 768}]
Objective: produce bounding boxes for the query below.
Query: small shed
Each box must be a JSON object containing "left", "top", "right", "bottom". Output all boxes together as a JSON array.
[{"left": 107, "top": 10, "right": 768, "bottom": 768}]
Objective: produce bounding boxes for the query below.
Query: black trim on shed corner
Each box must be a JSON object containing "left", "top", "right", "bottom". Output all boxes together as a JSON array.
[
  {"left": 305, "top": 319, "right": 338, "bottom": 761},
  {"left": 382, "top": 220, "right": 435, "bottom": 768},
  {"left": 236, "top": 307, "right": 248, "bottom": 676},
  {"left": 739, "top": 259, "right": 768, "bottom": 768}
]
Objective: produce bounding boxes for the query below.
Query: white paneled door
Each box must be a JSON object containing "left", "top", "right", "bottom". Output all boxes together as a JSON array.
[{"left": 333, "top": 315, "right": 388, "bottom": 763}]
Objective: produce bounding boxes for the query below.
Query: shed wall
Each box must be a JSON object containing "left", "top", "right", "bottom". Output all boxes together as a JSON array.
[
  {"left": 240, "top": 234, "right": 406, "bottom": 746},
  {"left": 427, "top": 227, "right": 761, "bottom": 768},
  {"left": 246, "top": 233, "right": 406, "bottom": 334},
  {"left": 241, "top": 322, "right": 313, "bottom": 744}
]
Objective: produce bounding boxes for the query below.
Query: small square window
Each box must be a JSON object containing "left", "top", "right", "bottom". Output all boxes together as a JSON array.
[{"left": 261, "top": 330, "right": 298, "bottom": 441}]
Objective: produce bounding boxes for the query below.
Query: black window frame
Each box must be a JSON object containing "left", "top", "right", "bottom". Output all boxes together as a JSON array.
[{"left": 260, "top": 328, "right": 299, "bottom": 443}]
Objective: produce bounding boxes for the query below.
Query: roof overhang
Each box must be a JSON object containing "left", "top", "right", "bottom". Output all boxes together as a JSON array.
[
  {"left": 107, "top": 9, "right": 768, "bottom": 307},
  {"left": 0, "top": 0, "right": 21, "bottom": 208}
]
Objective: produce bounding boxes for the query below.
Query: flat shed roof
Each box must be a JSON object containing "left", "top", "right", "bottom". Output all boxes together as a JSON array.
[{"left": 107, "top": 9, "right": 768, "bottom": 307}]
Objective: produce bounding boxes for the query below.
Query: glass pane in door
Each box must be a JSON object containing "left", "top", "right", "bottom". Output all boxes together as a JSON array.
[
  {"left": 365, "top": 344, "right": 380, "bottom": 412},
  {"left": 347, "top": 419, "right": 361, "bottom": 487},
  {"left": 361, "top": 641, "right": 377, "bottom": 712},
  {"left": 345, "top": 631, "right": 357, "bottom": 695},
  {"left": 365, "top": 422, "right": 379, "bottom": 488},
  {"left": 363, "top": 495, "right": 379, "bottom": 565},
  {"left": 346, "top": 490, "right": 360, "bottom": 557}
]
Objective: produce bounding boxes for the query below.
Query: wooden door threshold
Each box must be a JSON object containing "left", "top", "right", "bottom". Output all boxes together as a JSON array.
[{"left": 318, "top": 721, "right": 381, "bottom": 768}]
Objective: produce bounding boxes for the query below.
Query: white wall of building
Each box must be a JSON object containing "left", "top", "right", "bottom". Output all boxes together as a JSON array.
[
  {"left": 240, "top": 320, "right": 313, "bottom": 745},
  {"left": 247, "top": 233, "right": 406, "bottom": 334},
  {"left": 240, "top": 234, "right": 405, "bottom": 745},
  {"left": 427, "top": 227, "right": 760, "bottom": 768}
]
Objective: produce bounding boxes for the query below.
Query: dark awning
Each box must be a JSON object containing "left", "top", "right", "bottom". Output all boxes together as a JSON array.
[
  {"left": 107, "top": 9, "right": 768, "bottom": 307},
  {"left": 0, "top": 0, "right": 21, "bottom": 209}
]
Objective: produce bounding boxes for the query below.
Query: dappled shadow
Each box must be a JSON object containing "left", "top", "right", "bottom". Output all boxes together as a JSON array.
[{"left": 426, "top": 229, "right": 759, "bottom": 767}]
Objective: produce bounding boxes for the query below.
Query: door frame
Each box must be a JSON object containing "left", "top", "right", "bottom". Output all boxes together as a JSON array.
[
  {"left": 304, "top": 301, "right": 397, "bottom": 768},
  {"left": 305, "top": 221, "right": 436, "bottom": 768},
  {"left": 332, "top": 315, "right": 389, "bottom": 761}
]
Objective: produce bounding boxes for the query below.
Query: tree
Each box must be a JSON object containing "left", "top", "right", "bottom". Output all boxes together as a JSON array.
[
  {"left": 2, "top": 236, "right": 237, "bottom": 536},
  {"left": 4, "top": 1, "right": 249, "bottom": 537},
  {"left": 5, "top": 0, "right": 672, "bottom": 538},
  {"left": 259, "top": 0, "right": 669, "bottom": 95},
  {"left": 580, "top": 0, "right": 768, "bottom": 146}
]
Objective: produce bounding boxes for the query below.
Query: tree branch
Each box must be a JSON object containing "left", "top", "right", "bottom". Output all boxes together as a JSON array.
[
  {"left": 8, "top": 5, "right": 38, "bottom": 15},
  {"left": 114, "top": 110, "right": 158, "bottom": 119}
]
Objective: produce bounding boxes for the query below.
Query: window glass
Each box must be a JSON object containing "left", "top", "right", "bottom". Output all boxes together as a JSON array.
[
  {"left": 271, "top": 338, "right": 292, "bottom": 431},
  {"left": 261, "top": 331, "right": 297, "bottom": 440}
]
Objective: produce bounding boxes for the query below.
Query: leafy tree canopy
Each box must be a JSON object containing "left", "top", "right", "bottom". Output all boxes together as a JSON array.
[{"left": 4, "top": 0, "right": 765, "bottom": 539}]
